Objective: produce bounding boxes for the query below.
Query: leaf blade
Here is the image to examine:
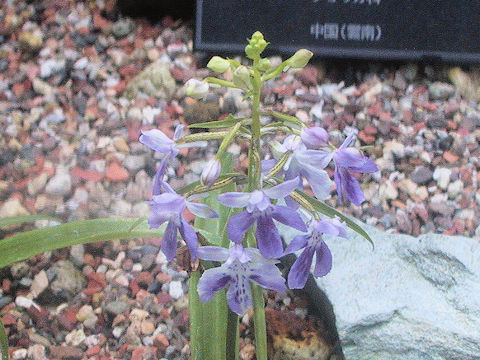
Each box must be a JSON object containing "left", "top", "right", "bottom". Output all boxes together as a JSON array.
[
  {"left": 0, "top": 215, "right": 62, "bottom": 228},
  {"left": 0, "top": 218, "right": 165, "bottom": 269}
]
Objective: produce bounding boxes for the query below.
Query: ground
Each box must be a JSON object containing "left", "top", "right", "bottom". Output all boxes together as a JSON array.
[{"left": 1, "top": 0, "right": 479, "bottom": 359}]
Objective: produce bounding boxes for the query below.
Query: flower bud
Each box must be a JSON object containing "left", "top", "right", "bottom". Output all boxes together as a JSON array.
[
  {"left": 301, "top": 127, "right": 329, "bottom": 149},
  {"left": 207, "top": 56, "right": 230, "bottom": 73},
  {"left": 233, "top": 66, "right": 252, "bottom": 89},
  {"left": 245, "top": 31, "right": 269, "bottom": 59},
  {"left": 185, "top": 79, "right": 209, "bottom": 99},
  {"left": 257, "top": 58, "right": 272, "bottom": 72},
  {"left": 288, "top": 49, "right": 313, "bottom": 69},
  {"left": 201, "top": 159, "right": 221, "bottom": 187}
]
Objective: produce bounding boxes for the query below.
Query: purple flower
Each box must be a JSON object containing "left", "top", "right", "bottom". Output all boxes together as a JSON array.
[
  {"left": 271, "top": 135, "right": 332, "bottom": 201},
  {"left": 197, "top": 244, "right": 286, "bottom": 315},
  {"left": 148, "top": 182, "right": 218, "bottom": 261},
  {"left": 285, "top": 217, "right": 347, "bottom": 289},
  {"left": 217, "top": 178, "right": 307, "bottom": 259},
  {"left": 140, "top": 125, "right": 206, "bottom": 195},
  {"left": 301, "top": 127, "right": 329, "bottom": 149},
  {"left": 333, "top": 134, "right": 378, "bottom": 206}
]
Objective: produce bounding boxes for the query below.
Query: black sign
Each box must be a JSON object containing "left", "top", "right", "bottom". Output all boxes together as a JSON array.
[{"left": 195, "top": 0, "right": 480, "bottom": 63}]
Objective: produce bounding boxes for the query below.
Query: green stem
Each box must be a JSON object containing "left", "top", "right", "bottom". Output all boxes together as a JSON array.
[
  {"left": 247, "top": 56, "right": 269, "bottom": 360},
  {"left": 226, "top": 310, "right": 239, "bottom": 360}
]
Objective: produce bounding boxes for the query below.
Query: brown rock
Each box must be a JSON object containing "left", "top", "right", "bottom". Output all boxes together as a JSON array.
[
  {"left": 105, "top": 162, "right": 129, "bottom": 182},
  {"left": 265, "top": 309, "right": 332, "bottom": 360},
  {"left": 49, "top": 346, "right": 83, "bottom": 359}
]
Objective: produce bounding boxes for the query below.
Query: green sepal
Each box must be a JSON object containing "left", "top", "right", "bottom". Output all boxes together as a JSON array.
[{"left": 188, "top": 115, "right": 245, "bottom": 129}]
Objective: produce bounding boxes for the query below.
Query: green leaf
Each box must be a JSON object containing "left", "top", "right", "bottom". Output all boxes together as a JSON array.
[
  {"left": 189, "top": 152, "right": 237, "bottom": 360},
  {"left": 176, "top": 174, "right": 243, "bottom": 196},
  {"left": 0, "top": 318, "right": 7, "bottom": 360},
  {"left": 297, "top": 190, "right": 374, "bottom": 247},
  {"left": 0, "top": 215, "right": 62, "bottom": 228},
  {"left": 188, "top": 115, "right": 243, "bottom": 129},
  {"left": 0, "top": 218, "right": 165, "bottom": 269}
]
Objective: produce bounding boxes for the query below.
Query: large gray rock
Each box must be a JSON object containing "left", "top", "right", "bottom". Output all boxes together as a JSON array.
[
  {"left": 125, "top": 60, "right": 175, "bottom": 99},
  {"left": 314, "top": 224, "right": 480, "bottom": 360}
]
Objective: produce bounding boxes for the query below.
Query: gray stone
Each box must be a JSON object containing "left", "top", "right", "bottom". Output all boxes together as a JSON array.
[
  {"left": 126, "top": 60, "right": 175, "bottom": 99},
  {"left": 45, "top": 171, "right": 72, "bottom": 197},
  {"left": 105, "top": 300, "right": 130, "bottom": 316},
  {"left": 49, "top": 260, "right": 86, "bottom": 299},
  {"left": 310, "top": 224, "right": 480, "bottom": 360},
  {"left": 124, "top": 155, "right": 146, "bottom": 172},
  {"left": 112, "top": 19, "right": 134, "bottom": 38},
  {"left": 410, "top": 166, "right": 433, "bottom": 185},
  {"left": 428, "top": 82, "right": 456, "bottom": 100}
]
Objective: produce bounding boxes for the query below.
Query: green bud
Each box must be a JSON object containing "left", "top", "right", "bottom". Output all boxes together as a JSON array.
[
  {"left": 245, "top": 31, "right": 269, "bottom": 59},
  {"left": 233, "top": 65, "right": 252, "bottom": 89},
  {"left": 287, "top": 49, "right": 313, "bottom": 69},
  {"left": 257, "top": 58, "right": 272, "bottom": 71},
  {"left": 207, "top": 56, "right": 230, "bottom": 73}
]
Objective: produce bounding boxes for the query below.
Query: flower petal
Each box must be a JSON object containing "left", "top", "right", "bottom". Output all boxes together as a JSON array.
[
  {"left": 226, "top": 275, "right": 252, "bottom": 315},
  {"left": 140, "top": 129, "right": 176, "bottom": 153},
  {"left": 335, "top": 148, "right": 377, "bottom": 173},
  {"left": 283, "top": 235, "right": 308, "bottom": 255},
  {"left": 300, "top": 164, "right": 332, "bottom": 200},
  {"left": 287, "top": 246, "right": 315, "bottom": 289},
  {"left": 161, "top": 220, "right": 179, "bottom": 261},
  {"left": 313, "top": 219, "right": 348, "bottom": 238},
  {"left": 186, "top": 202, "right": 219, "bottom": 219},
  {"left": 313, "top": 242, "right": 332, "bottom": 277},
  {"left": 197, "top": 246, "right": 230, "bottom": 262},
  {"left": 339, "top": 133, "right": 355, "bottom": 149},
  {"left": 249, "top": 262, "right": 287, "bottom": 293},
  {"left": 271, "top": 205, "right": 307, "bottom": 232},
  {"left": 173, "top": 124, "right": 184, "bottom": 141},
  {"left": 334, "top": 167, "right": 365, "bottom": 205},
  {"left": 301, "top": 127, "right": 329, "bottom": 149},
  {"left": 227, "top": 210, "right": 256, "bottom": 243},
  {"left": 261, "top": 159, "right": 277, "bottom": 174},
  {"left": 217, "top": 192, "right": 251, "bottom": 208},
  {"left": 179, "top": 218, "right": 198, "bottom": 261},
  {"left": 263, "top": 177, "right": 301, "bottom": 199},
  {"left": 255, "top": 215, "right": 283, "bottom": 259},
  {"left": 295, "top": 149, "right": 334, "bottom": 169},
  {"left": 198, "top": 266, "right": 231, "bottom": 303}
]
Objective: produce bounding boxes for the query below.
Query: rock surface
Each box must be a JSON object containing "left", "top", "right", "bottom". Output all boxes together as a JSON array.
[{"left": 314, "top": 224, "right": 480, "bottom": 360}]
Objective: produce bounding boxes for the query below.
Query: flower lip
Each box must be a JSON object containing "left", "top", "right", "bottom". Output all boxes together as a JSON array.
[{"left": 301, "top": 127, "right": 329, "bottom": 149}]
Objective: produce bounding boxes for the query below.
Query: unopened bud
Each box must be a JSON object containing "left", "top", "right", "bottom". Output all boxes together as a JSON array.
[
  {"left": 301, "top": 127, "right": 329, "bottom": 149},
  {"left": 185, "top": 79, "right": 209, "bottom": 99},
  {"left": 201, "top": 159, "right": 221, "bottom": 187},
  {"left": 207, "top": 56, "right": 230, "bottom": 73},
  {"left": 245, "top": 31, "right": 269, "bottom": 59},
  {"left": 288, "top": 49, "right": 313, "bottom": 69},
  {"left": 257, "top": 58, "right": 272, "bottom": 72},
  {"left": 233, "top": 66, "right": 252, "bottom": 89}
]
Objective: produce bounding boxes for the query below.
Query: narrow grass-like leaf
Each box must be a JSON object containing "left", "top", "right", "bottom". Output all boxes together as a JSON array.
[
  {"left": 189, "top": 115, "right": 244, "bottom": 129},
  {"left": 0, "top": 318, "right": 7, "bottom": 360},
  {"left": 0, "top": 218, "right": 165, "bottom": 269},
  {"left": 296, "top": 190, "right": 374, "bottom": 247},
  {"left": 0, "top": 215, "right": 61, "bottom": 228}
]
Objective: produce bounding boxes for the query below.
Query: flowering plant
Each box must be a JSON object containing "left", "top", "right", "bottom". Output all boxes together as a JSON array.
[
  {"left": 0, "top": 31, "right": 376, "bottom": 360},
  {"left": 143, "top": 31, "right": 377, "bottom": 359}
]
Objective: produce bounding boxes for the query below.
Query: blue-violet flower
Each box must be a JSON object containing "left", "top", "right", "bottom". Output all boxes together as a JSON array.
[
  {"left": 197, "top": 244, "right": 286, "bottom": 315},
  {"left": 285, "top": 217, "right": 347, "bottom": 289},
  {"left": 148, "top": 181, "right": 218, "bottom": 261},
  {"left": 217, "top": 177, "right": 307, "bottom": 259}
]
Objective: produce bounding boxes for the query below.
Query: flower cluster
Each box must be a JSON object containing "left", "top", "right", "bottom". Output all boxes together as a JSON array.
[
  {"left": 139, "top": 31, "right": 378, "bottom": 316},
  {"left": 140, "top": 122, "right": 377, "bottom": 314}
]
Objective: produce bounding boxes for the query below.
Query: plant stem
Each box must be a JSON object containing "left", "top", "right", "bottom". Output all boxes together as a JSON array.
[
  {"left": 226, "top": 310, "right": 239, "bottom": 360},
  {"left": 247, "top": 56, "right": 269, "bottom": 360}
]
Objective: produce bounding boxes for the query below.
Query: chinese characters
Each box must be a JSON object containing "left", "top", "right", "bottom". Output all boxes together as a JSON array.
[{"left": 310, "top": 22, "right": 382, "bottom": 41}]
